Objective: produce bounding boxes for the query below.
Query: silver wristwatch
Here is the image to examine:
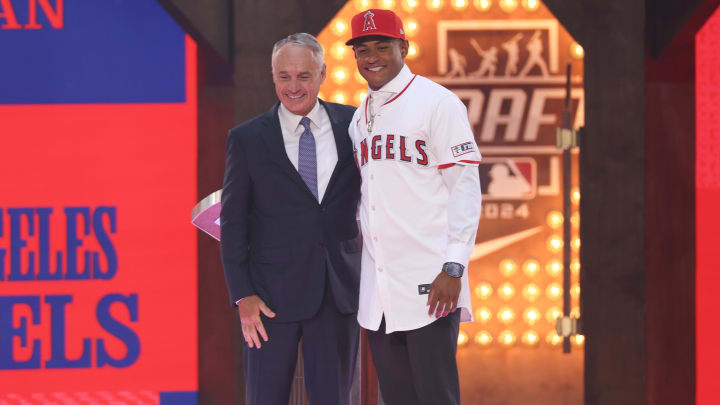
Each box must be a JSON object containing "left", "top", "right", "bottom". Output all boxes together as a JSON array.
[{"left": 442, "top": 262, "right": 464, "bottom": 278}]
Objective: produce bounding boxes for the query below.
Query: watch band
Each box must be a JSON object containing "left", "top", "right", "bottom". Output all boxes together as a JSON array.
[{"left": 442, "top": 262, "right": 464, "bottom": 278}]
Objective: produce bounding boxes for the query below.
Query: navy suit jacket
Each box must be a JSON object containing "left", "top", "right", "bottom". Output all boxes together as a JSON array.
[{"left": 220, "top": 100, "right": 361, "bottom": 322}]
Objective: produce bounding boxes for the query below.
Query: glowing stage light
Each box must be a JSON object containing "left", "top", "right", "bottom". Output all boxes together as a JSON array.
[
  {"left": 354, "top": 90, "right": 368, "bottom": 106},
  {"left": 475, "top": 330, "right": 493, "bottom": 346},
  {"left": 546, "top": 282, "right": 562, "bottom": 301},
  {"left": 546, "top": 330, "right": 563, "bottom": 346},
  {"left": 475, "top": 282, "right": 493, "bottom": 300},
  {"left": 546, "top": 306, "right": 562, "bottom": 323},
  {"left": 498, "top": 307, "right": 516, "bottom": 325},
  {"left": 354, "top": 70, "right": 367, "bottom": 84},
  {"left": 451, "top": 0, "right": 470, "bottom": 11},
  {"left": 522, "top": 283, "right": 541, "bottom": 302},
  {"left": 329, "top": 41, "right": 348, "bottom": 60},
  {"left": 379, "top": 0, "right": 396, "bottom": 9},
  {"left": 331, "top": 90, "right": 347, "bottom": 104},
  {"left": 354, "top": 0, "right": 374, "bottom": 10},
  {"left": 330, "top": 19, "right": 349, "bottom": 36},
  {"left": 475, "top": 306, "right": 493, "bottom": 324},
  {"left": 426, "top": 0, "right": 445, "bottom": 11},
  {"left": 405, "top": 18, "right": 420, "bottom": 37},
  {"left": 573, "top": 334, "right": 585, "bottom": 346},
  {"left": 521, "top": 0, "right": 539, "bottom": 12},
  {"left": 522, "top": 307, "right": 541, "bottom": 325},
  {"left": 546, "top": 210, "right": 563, "bottom": 229},
  {"left": 547, "top": 235, "right": 563, "bottom": 253},
  {"left": 571, "top": 187, "right": 581, "bottom": 205},
  {"left": 407, "top": 41, "right": 420, "bottom": 59},
  {"left": 571, "top": 259, "right": 581, "bottom": 276},
  {"left": 522, "top": 259, "right": 540, "bottom": 277},
  {"left": 499, "top": 258, "right": 517, "bottom": 277},
  {"left": 458, "top": 330, "right": 469, "bottom": 346},
  {"left": 522, "top": 330, "right": 540, "bottom": 346},
  {"left": 499, "top": 330, "right": 517, "bottom": 346},
  {"left": 570, "top": 284, "right": 580, "bottom": 300},
  {"left": 402, "top": 0, "right": 420, "bottom": 12},
  {"left": 546, "top": 259, "right": 562, "bottom": 277},
  {"left": 571, "top": 211, "right": 580, "bottom": 228},
  {"left": 570, "top": 42, "right": 585, "bottom": 59},
  {"left": 331, "top": 67, "right": 349, "bottom": 85},
  {"left": 473, "top": 0, "right": 492, "bottom": 11},
  {"left": 571, "top": 237, "right": 581, "bottom": 252},
  {"left": 498, "top": 282, "right": 516, "bottom": 301},
  {"left": 498, "top": 0, "right": 518, "bottom": 13}
]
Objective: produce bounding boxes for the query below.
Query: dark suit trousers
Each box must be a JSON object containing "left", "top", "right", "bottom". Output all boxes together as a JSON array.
[
  {"left": 366, "top": 311, "right": 461, "bottom": 405},
  {"left": 243, "top": 283, "right": 359, "bottom": 405}
]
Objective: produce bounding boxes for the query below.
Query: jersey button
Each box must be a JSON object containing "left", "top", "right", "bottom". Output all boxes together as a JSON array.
[
  {"left": 370, "top": 174, "right": 374, "bottom": 180},
  {"left": 371, "top": 206, "right": 376, "bottom": 211},
  {"left": 378, "top": 267, "right": 383, "bottom": 272},
  {"left": 373, "top": 236, "right": 378, "bottom": 241}
]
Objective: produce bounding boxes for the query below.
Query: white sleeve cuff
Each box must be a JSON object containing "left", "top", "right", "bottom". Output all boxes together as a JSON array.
[{"left": 445, "top": 241, "right": 474, "bottom": 268}]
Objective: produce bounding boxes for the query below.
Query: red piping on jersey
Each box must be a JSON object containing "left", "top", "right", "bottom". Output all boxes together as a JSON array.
[
  {"left": 363, "top": 74, "right": 418, "bottom": 127},
  {"left": 438, "top": 160, "right": 482, "bottom": 169}
]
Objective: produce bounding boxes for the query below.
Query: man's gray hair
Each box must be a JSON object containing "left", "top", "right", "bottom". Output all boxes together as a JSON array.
[{"left": 271, "top": 33, "right": 324, "bottom": 70}]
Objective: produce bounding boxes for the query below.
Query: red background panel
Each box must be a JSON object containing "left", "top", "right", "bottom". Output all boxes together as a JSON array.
[
  {"left": 696, "top": 6, "right": 720, "bottom": 405},
  {"left": 0, "top": 38, "right": 198, "bottom": 393}
]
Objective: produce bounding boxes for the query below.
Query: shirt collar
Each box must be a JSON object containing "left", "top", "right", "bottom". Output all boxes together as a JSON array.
[
  {"left": 369, "top": 64, "right": 413, "bottom": 97},
  {"left": 278, "top": 98, "right": 324, "bottom": 134}
]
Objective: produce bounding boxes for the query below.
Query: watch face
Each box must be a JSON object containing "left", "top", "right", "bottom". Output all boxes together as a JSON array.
[{"left": 444, "top": 263, "right": 464, "bottom": 277}]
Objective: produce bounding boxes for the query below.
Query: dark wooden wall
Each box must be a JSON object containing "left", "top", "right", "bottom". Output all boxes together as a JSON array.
[{"left": 543, "top": 0, "right": 718, "bottom": 404}]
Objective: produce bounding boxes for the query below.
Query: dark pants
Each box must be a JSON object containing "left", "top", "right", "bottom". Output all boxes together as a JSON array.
[
  {"left": 243, "top": 286, "right": 359, "bottom": 405},
  {"left": 366, "top": 311, "right": 461, "bottom": 405}
]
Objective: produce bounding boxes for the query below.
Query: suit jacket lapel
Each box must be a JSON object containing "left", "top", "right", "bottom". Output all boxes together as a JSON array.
[
  {"left": 260, "top": 103, "right": 318, "bottom": 202},
  {"left": 321, "top": 100, "right": 351, "bottom": 204}
]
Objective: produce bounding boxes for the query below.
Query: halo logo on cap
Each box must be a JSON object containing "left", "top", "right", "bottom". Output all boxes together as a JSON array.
[{"left": 363, "top": 10, "right": 376, "bottom": 32}]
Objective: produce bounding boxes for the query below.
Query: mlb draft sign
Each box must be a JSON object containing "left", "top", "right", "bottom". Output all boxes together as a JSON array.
[
  {"left": 0, "top": 1, "right": 197, "bottom": 403},
  {"left": 427, "top": 12, "right": 585, "bottom": 402},
  {"left": 427, "top": 17, "right": 584, "bottom": 259}
]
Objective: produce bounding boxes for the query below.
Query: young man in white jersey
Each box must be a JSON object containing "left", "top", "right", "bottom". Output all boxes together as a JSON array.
[{"left": 346, "top": 8, "right": 482, "bottom": 405}]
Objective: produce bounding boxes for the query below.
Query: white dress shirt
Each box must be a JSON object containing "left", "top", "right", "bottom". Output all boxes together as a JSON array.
[{"left": 278, "top": 100, "right": 338, "bottom": 202}]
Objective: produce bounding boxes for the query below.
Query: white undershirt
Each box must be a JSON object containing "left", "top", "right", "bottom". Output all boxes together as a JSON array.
[{"left": 278, "top": 100, "right": 338, "bottom": 201}]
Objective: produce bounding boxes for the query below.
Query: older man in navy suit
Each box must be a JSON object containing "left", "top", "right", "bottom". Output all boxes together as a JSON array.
[{"left": 220, "top": 33, "right": 361, "bottom": 405}]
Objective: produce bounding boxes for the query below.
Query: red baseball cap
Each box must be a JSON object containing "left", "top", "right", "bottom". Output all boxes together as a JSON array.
[{"left": 345, "top": 9, "right": 406, "bottom": 46}]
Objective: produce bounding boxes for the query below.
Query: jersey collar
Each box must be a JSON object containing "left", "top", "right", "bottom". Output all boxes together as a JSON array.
[{"left": 369, "top": 64, "right": 413, "bottom": 97}]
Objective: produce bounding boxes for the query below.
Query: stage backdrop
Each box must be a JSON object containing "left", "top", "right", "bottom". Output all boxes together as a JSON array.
[{"left": 0, "top": 1, "right": 198, "bottom": 403}]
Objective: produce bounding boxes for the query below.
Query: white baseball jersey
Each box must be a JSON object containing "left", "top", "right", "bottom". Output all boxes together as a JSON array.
[{"left": 349, "top": 65, "right": 482, "bottom": 333}]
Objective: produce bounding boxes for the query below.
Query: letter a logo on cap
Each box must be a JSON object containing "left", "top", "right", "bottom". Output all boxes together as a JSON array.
[{"left": 363, "top": 10, "right": 376, "bottom": 32}]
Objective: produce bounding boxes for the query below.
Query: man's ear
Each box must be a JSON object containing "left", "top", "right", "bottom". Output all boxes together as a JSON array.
[
  {"left": 320, "top": 64, "right": 327, "bottom": 82},
  {"left": 400, "top": 40, "right": 409, "bottom": 58}
]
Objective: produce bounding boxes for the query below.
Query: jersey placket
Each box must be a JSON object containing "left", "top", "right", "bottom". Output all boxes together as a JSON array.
[{"left": 365, "top": 107, "right": 397, "bottom": 331}]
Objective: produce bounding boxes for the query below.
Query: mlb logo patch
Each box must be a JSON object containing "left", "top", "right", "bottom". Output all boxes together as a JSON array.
[
  {"left": 451, "top": 141, "right": 475, "bottom": 157},
  {"left": 478, "top": 157, "right": 537, "bottom": 200}
]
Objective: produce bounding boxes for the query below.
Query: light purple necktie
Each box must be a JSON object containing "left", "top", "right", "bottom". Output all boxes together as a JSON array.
[{"left": 298, "top": 117, "right": 318, "bottom": 200}]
